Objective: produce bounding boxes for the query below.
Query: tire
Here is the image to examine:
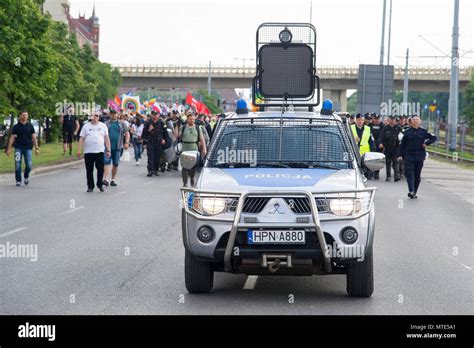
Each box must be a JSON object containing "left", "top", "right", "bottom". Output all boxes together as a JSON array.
[
  {"left": 346, "top": 245, "right": 374, "bottom": 297},
  {"left": 185, "top": 249, "right": 214, "bottom": 293}
]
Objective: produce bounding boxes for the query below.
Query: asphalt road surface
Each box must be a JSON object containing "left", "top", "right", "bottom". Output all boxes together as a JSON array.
[{"left": 1, "top": 150, "right": 472, "bottom": 315}]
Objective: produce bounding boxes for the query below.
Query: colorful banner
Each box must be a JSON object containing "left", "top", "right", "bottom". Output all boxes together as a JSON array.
[{"left": 122, "top": 95, "right": 140, "bottom": 112}]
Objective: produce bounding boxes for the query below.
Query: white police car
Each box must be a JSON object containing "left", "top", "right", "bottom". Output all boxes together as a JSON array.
[{"left": 180, "top": 23, "right": 385, "bottom": 297}]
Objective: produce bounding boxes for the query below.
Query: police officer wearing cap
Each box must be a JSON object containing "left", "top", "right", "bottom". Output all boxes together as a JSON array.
[
  {"left": 351, "top": 114, "right": 375, "bottom": 179},
  {"left": 379, "top": 115, "right": 401, "bottom": 181},
  {"left": 142, "top": 110, "right": 165, "bottom": 177},
  {"left": 398, "top": 114, "right": 437, "bottom": 199},
  {"left": 369, "top": 114, "right": 384, "bottom": 180}
]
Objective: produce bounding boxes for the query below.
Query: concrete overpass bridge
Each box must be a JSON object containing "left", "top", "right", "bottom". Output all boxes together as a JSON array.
[{"left": 116, "top": 64, "right": 472, "bottom": 110}]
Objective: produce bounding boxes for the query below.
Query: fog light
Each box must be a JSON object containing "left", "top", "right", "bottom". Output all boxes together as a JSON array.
[
  {"left": 341, "top": 228, "right": 358, "bottom": 244},
  {"left": 197, "top": 226, "right": 215, "bottom": 243}
]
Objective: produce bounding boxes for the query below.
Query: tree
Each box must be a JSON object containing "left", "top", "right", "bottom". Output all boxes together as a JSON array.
[
  {"left": 197, "top": 89, "right": 221, "bottom": 114},
  {"left": 462, "top": 74, "right": 474, "bottom": 126}
]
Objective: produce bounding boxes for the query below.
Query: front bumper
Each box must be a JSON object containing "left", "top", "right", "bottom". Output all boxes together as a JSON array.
[{"left": 181, "top": 188, "right": 376, "bottom": 273}]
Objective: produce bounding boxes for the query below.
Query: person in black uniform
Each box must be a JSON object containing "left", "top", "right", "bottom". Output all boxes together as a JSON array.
[
  {"left": 379, "top": 115, "right": 401, "bottom": 182},
  {"left": 398, "top": 115, "right": 410, "bottom": 177},
  {"left": 60, "top": 106, "right": 79, "bottom": 156},
  {"left": 369, "top": 114, "right": 384, "bottom": 180},
  {"left": 142, "top": 111, "right": 165, "bottom": 177},
  {"left": 398, "top": 115, "right": 437, "bottom": 198}
]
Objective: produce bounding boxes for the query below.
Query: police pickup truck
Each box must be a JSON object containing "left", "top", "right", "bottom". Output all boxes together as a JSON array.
[{"left": 180, "top": 23, "right": 385, "bottom": 297}]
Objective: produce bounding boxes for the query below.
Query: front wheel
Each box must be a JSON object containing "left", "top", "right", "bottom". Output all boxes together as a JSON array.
[
  {"left": 346, "top": 245, "right": 374, "bottom": 297},
  {"left": 185, "top": 249, "right": 214, "bottom": 293}
]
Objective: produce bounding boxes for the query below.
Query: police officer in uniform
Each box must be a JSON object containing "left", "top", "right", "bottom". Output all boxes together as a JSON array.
[
  {"left": 398, "top": 115, "right": 437, "bottom": 198},
  {"left": 379, "top": 115, "right": 401, "bottom": 181},
  {"left": 351, "top": 114, "right": 375, "bottom": 179},
  {"left": 142, "top": 111, "right": 165, "bottom": 177},
  {"left": 369, "top": 114, "right": 384, "bottom": 180}
]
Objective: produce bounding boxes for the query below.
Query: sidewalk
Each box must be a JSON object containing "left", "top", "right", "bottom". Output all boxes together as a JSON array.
[
  {"left": 0, "top": 159, "right": 83, "bottom": 183},
  {"left": 422, "top": 158, "right": 474, "bottom": 205}
]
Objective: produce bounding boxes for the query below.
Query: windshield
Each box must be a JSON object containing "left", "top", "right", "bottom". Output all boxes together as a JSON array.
[{"left": 207, "top": 117, "right": 354, "bottom": 170}]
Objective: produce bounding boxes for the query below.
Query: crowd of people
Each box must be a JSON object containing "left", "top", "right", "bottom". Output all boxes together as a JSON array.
[
  {"left": 4, "top": 101, "right": 437, "bottom": 199},
  {"left": 347, "top": 112, "right": 437, "bottom": 198}
]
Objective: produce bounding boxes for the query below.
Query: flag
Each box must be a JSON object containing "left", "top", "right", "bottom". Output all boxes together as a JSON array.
[
  {"left": 122, "top": 95, "right": 140, "bottom": 112},
  {"left": 152, "top": 103, "right": 162, "bottom": 114},
  {"left": 114, "top": 95, "right": 121, "bottom": 107},
  {"left": 185, "top": 92, "right": 210, "bottom": 115},
  {"left": 108, "top": 99, "right": 120, "bottom": 111}
]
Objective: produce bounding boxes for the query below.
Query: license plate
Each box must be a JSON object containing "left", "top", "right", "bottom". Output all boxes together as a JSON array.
[{"left": 247, "top": 229, "right": 306, "bottom": 244}]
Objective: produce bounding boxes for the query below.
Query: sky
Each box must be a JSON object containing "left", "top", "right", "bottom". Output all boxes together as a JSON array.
[{"left": 69, "top": 0, "right": 473, "bottom": 69}]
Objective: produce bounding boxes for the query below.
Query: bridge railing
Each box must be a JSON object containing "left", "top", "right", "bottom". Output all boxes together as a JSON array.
[{"left": 115, "top": 65, "right": 472, "bottom": 80}]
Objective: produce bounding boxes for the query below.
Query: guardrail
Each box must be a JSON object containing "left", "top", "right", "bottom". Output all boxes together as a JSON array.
[
  {"left": 115, "top": 65, "right": 473, "bottom": 81},
  {"left": 426, "top": 148, "right": 474, "bottom": 165}
]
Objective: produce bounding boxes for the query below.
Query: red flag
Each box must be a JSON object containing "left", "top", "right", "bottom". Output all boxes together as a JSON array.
[{"left": 185, "top": 92, "right": 199, "bottom": 109}]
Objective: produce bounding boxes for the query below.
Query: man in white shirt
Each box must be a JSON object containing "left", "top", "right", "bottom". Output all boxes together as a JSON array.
[{"left": 77, "top": 113, "right": 111, "bottom": 192}]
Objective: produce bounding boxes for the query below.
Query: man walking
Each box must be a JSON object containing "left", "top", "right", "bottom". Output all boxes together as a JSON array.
[
  {"left": 5, "top": 111, "right": 40, "bottom": 186},
  {"left": 351, "top": 114, "right": 375, "bottom": 179},
  {"left": 379, "top": 115, "right": 402, "bottom": 182},
  {"left": 103, "top": 110, "right": 129, "bottom": 187},
  {"left": 142, "top": 110, "right": 165, "bottom": 177},
  {"left": 178, "top": 112, "right": 207, "bottom": 187},
  {"left": 398, "top": 115, "right": 437, "bottom": 199},
  {"left": 77, "top": 112, "right": 111, "bottom": 192},
  {"left": 60, "top": 106, "right": 79, "bottom": 156}
]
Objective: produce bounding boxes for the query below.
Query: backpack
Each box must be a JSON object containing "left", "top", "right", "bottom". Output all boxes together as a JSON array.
[{"left": 179, "top": 124, "right": 201, "bottom": 146}]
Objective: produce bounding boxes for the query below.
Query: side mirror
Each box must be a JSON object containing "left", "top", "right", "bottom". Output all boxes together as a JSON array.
[
  {"left": 362, "top": 152, "right": 385, "bottom": 172},
  {"left": 180, "top": 150, "right": 200, "bottom": 170}
]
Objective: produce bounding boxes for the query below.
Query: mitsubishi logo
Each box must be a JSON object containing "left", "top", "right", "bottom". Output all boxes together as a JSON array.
[{"left": 269, "top": 203, "right": 284, "bottom": 214}]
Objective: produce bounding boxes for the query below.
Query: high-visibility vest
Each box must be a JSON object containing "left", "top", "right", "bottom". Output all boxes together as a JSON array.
[{"left": 351, "top": 124, "right": 371, "bottom": 156}]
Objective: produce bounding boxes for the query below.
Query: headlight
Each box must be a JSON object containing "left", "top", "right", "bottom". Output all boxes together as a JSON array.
[
  {"left": 201, "top": 198, "right": 227, "bottom": 215},
  {"left": 191, "top": 196, "right": 227, "bottom": 215},
  {"left": 328, "top": 198, "right": 366, "bottom": 216},
  {"left": 329, "top": 199, "right": 354, "bottom": 216}
]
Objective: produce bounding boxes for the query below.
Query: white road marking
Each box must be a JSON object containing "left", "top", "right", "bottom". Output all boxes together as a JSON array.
[
  {"left": 112, "top": 191, "right": 127, "bottom": 197},
  {"left": 0, "top": 227, "right": 28, "bottom": 238},
  {"left": 243, "top": 276, "right": 259, "bottom": 290},
  {"left": 443, "top": 252, "right": 472, "bottom": 271},
  {"left": 60, "top": 206, "right": 85, "bottom": 215}
]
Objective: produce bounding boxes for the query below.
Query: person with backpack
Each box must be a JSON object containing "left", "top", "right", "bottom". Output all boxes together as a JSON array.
[
  {"left": 379, "top": 115, "right": 402, "bottom": 182},
  {"left": 178, "top": 111, "right": 207, "bottom": 187}
]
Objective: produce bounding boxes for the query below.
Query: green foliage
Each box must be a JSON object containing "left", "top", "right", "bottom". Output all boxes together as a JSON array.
[
  {"left": 462, "top": 74, "right": 474, "bottom": 126},
  {"left": 0, "top": 0, "right": 121, "bottom": 140},
  {"left": 197, "top": 90, "right": 221, "bottom": 114}
]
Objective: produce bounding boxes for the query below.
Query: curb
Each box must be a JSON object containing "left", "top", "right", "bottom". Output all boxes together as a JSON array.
[{"left": 0, "top": 159, "right": 84, "bottom": 183}]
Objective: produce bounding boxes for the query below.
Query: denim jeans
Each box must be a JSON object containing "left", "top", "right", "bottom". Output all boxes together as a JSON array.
[
  {"left": 14, "top": 148, "right": 32, "bottom": 183},
  {"left": 132, "top": 138, "right": 142, "bottom": 161}
]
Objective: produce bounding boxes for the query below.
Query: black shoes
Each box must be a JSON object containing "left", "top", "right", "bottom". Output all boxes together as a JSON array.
[
  {"left": 153, "top": 171, "right": 160, "bottom": 176},
  {"left": 103, "top": 179, "right": 109, "bottom": 186},
  {"left": 24, "top": 178, "right": 29, "bottom": 185},
  {"left": 408, "top": 192, "right": 415, "bottom": 199},
  {"left": 110, "top": 181, "right": 117, "bottom": 186},
  {"left": 385, "top": 177, "right": 391, "bottom": 182},
  {"left": 147, "top": 172, "right": 152, "bottom": 177},
  {"left": 99, "top": 186, "right": 105, "bottom": 192},
  {"left": 394, "top": 177, "right": 400, "bottom": 182},
  {"left": 87, "top": 188, "right": 93, "bottom": 192}
]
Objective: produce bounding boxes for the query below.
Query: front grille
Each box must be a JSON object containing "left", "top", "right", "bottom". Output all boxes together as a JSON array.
[
  {"left": 242, "top": 197, "right": 270, "bottom": 214},
  {"left": 283, "top": 197, "right": 329, "bottom": 214},
  {"left": 284, "top": 198, "right": 311, "bottom": 214}
]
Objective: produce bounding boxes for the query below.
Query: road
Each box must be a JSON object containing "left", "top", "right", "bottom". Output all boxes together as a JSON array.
[{"left": 0, "top": 150, "right": 472, "bottom": 315}]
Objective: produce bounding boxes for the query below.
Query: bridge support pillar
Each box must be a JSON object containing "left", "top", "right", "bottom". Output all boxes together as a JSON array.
[{"left": 323, "top": 89, "right": 347, "bottom": 112}]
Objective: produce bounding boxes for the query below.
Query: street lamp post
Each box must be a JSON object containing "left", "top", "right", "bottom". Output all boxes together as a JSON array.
[{"left": 447, "top": 0, "right": 460, "bottom": 152}]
